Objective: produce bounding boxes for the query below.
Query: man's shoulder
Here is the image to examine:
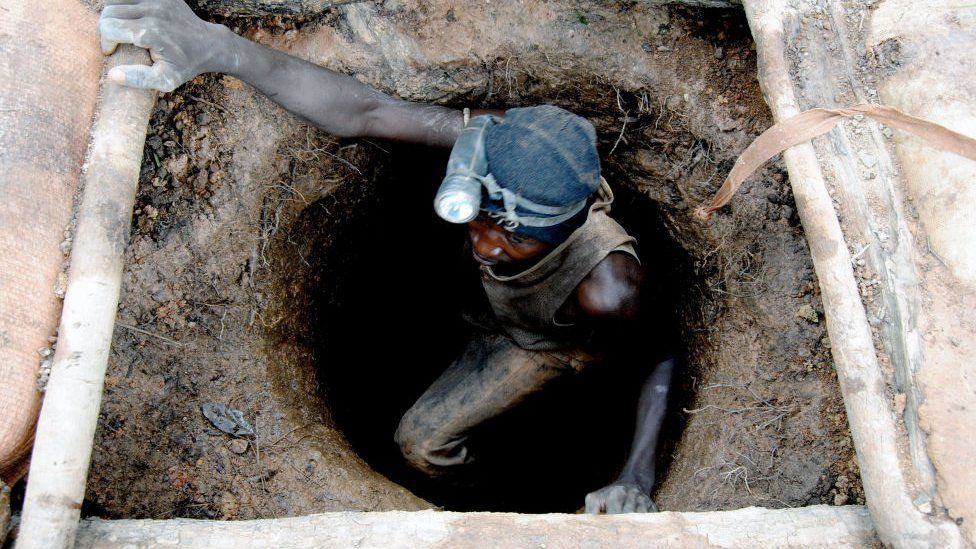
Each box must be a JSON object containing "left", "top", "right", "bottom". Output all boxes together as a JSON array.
[{"left": 575, "top": 252, "right": 643, "bottom": 319}]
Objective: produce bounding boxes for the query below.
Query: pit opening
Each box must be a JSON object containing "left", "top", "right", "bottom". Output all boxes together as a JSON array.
[
  {"left": 299, "top": 143, "right": 693, "bottom": 512},
  {"left": 83, "top": 2, "right": 862, "bottom": 521}
]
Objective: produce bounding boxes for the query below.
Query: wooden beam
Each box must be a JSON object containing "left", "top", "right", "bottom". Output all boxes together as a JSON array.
[{"left": 75, "top": 506, "right": 875, "bottom": 548}]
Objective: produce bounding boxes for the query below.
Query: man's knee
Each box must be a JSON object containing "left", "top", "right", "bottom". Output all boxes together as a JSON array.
[
  {"left": 395, "top": 412, "right": 467, "bottom": 478},
  {"left": 394, "top": 414, "right": 438, "bottom": 476}
]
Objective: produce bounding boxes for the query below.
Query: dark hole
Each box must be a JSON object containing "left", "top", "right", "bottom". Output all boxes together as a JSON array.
[
  {"left": 307, "top": 143, "right": 693, "bottom": 512},
  {"left": 671, "top": 5, "right": 753, "bottom": 45}
]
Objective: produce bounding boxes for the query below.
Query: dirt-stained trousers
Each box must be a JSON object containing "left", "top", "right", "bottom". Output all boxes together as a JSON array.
[{"left": 394, "top": 329, "right": 599, "bottom": 477}]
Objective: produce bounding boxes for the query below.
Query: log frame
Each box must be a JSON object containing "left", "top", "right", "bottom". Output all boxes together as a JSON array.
[{"left": 74, "top": 506, "right": 875, "bottom": 548}]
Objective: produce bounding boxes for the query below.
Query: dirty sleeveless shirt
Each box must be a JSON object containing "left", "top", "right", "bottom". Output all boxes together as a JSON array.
[{"left": 471, "top": 179, "right": 639, "bottom": 351}]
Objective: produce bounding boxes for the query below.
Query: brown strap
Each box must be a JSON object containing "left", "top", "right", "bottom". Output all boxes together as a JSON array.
[{"left": 696, "top": 103, "right": 976, "bottom": 220}]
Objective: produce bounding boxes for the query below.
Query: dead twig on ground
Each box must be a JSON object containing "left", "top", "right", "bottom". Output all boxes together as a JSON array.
[
  {"left": 267, "top": 423, "right": 319, "bottom": 449},
  {"left": 117, "top": 323, "right": 184, "bottom": 347},
  {"left": 188, "top": 94, "right": 232, "bottom": 116},
  {"left": 254, "top": 416, "right": 267, "bottom": 494},
  {"left": 609, "top": 86, "right": 631, "bottom": 156}
]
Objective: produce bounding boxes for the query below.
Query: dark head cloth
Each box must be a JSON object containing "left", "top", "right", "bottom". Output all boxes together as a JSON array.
[{"left": 482, "top": 105, "right": 602, "bottom": 245}]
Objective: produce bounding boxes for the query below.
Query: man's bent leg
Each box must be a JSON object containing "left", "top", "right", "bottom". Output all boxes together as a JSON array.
[{"left": 395, "top": 331, "right": 595, "bottom": 477}]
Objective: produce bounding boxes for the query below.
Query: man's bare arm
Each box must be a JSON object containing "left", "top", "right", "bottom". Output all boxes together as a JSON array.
[
  {"left": 218, "top": 31, "right": 463, "bottom": 146},
  {"left": 575, "top": 252, "right": 643, "bottom": 319},
  {"left": 585, "top": 356, "right": 674, "bottom": 513},
  {"left": 99, "top": 0, "right": 466, "bottom": 147},
  {"left": 575, "top": 254, "right": 675, "bottom": 513}
]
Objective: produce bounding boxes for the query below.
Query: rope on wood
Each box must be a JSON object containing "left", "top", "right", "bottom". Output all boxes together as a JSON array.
[{"left": 697, "top": 103, "right": 976, "bottom": 220}]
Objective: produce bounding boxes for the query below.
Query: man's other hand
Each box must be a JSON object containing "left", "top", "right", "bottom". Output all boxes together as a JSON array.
[
  {"left": 584, "top": 481, "right": 658, "bottom": 514},
  {"left": 98, "top": 0, "right": 227, "bottom": 92}
]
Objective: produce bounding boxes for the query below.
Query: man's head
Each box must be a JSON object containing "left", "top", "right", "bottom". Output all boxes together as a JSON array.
[
  {"left": 461, "top": 105, "right": 602, "bottom": 266},
  {"left": 468, "top": 213, "right": 551, "bottom": 267}
]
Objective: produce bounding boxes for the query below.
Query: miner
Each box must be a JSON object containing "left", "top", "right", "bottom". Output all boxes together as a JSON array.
[{"left": 99, "top": 0, "right": 675, "bottom": 513}]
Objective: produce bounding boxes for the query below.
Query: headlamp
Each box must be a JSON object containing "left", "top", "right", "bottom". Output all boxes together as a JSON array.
[
  {"left": 434, "top": 115, "right": 498, "bottom": 224},
  {"left": 434, "top": 113, "right": 590, "bottom": 228},
  {"left": 433, "top": 177, "right": 480, "bottom": 223}
]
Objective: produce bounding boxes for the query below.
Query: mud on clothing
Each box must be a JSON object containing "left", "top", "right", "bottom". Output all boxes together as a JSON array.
[
  {"left": 479, "top": 179, "right": 637, "bottom": 350},
  {"left": 395, "top": 179, "right": 638, "bottom": 477}
]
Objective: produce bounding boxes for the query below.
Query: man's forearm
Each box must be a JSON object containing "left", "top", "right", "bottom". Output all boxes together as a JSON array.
[
  {"left": 99, "top": 0, "right": 470, "bottom": 146},
  {"left": 618, "top": 356, "right": 674, "bottom": 493},
  {"left": 213, "top": 25, "right": 463, "bottom": 147}
]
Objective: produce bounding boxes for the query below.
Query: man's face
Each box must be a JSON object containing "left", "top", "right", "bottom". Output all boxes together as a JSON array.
[{"left": 467, "top": 214, "right": 552, "bottom": 267}]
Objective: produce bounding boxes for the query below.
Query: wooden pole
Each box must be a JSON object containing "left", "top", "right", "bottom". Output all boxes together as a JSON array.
[
  {"left": 15, "top": 45, "right": 155, "bottom": 549},
  {"left": 740, "top": 1, "right": 962, "bottom": 546}
]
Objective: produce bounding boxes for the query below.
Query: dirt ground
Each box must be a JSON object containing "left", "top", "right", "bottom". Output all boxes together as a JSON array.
[{"left": 79, "top": 1, "right": 863, "bottom": 519}]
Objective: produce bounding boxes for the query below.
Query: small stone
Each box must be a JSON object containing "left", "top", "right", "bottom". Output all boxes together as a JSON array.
[
  {"left": 37, "top": 357, "right": 53, "bottom": 392},
  {"left": 146, "top": 135, "right": 164, "bottom": 155},
  {"left": 54, "top": 271, "right": 68, "bottom": 299},
  {"left": 219, "top": 492, "right": 241, "bottom": 518},
  {"left": 38, "top": 347, "right": 53, "bottom": 358},
  {"left": 798, "top": 304, "right": 819, "bottom": 323},
  {"left": 914, "top": 496, "right": 933, "bottom": 514},
  {"left": 894, "top": 393, "right": 907, "bottom": 415},
  {"left": 165, "top": 154, "right": 189, "bottom": 181},
  {"left": 192, "top": 171, "right": 209, "bottom": 194},
  {"left": 714, "top": 46, "right": 724, "bottom": 59},
  {"left": 857, "top": 149, "right": 877, "bottom": 168},
  {"left": 228, "top": 439, "right": 249, "bottom": 454},
  {"left": 833, "top": 492, "right": 849, "bottom": 506},
  {"left": 195, "top": 112, "right": 211, "bottom": 125}
]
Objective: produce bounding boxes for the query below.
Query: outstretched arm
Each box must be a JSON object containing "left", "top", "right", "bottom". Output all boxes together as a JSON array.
[
  {"left": 585, "top": 356, "right": 674, "bottom": 513},
  {"left": 98, "top": 0, "right": 465, "bottom": 147},
  {"left": 574, "top": 253, "right": 675, "bottom": 513}
]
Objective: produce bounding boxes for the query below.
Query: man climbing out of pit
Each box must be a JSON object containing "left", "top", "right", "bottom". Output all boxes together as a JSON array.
[{"left": 98, "top": 0, "right": 676, "bottom": 513}]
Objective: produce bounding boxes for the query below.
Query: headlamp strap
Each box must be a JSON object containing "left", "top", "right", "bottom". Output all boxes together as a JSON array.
[{"left": 481, "top": 174, "right": 588, "bottom": 229}]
